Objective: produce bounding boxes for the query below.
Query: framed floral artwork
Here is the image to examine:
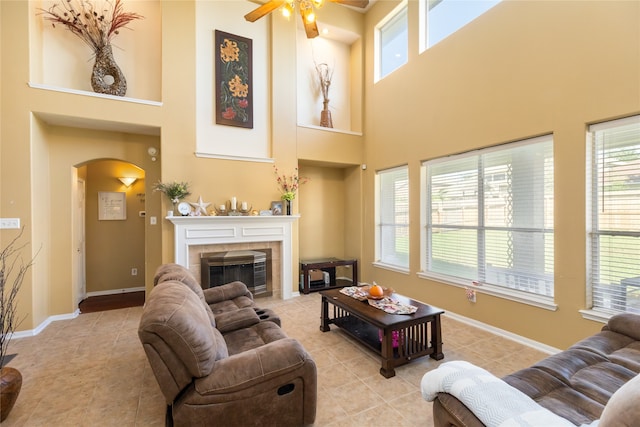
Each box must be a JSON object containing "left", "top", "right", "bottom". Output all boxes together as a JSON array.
[{"left": 215, "top": 30, "right": 253, "bottom": 128}]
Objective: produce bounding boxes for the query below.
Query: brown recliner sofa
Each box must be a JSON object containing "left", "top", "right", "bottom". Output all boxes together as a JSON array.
[
  {"left": 153, "top": 263, "right": 281, "bottom": 326},
  {"left": 430, "top": 313, "right": 640, "bottom": 426},
  {"left": 139, "top": 280, "right": 317, "bottom": 426}
]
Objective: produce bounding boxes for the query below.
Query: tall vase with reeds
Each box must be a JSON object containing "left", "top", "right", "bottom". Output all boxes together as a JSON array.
[{"left": 38, "top": 0, "right": 144, "bottom": 97}]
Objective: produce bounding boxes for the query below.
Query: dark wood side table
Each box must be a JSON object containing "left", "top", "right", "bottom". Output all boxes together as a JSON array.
[
  {"left": 300, "top": 257, "right": 358, "bottom": 294},
  {"left": 320, "top": 288, "right": 444, "bottom": 378}
]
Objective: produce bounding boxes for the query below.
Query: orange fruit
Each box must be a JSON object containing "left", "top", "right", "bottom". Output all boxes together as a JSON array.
[{"left": 369, "top": 285, "right": 384, "bottom": 297}]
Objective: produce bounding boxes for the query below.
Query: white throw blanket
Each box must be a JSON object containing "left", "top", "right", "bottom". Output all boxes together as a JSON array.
[{"left": 421, "top": 361, "right": 576, "bottom": 427}]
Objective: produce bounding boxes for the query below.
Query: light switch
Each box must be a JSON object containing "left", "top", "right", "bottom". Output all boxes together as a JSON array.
[
  {"left": 0, "top": 218, "right": 20, "bottom": 229},
  {"left": 150, "top": 216, "right": 157, "bottom": 225}
]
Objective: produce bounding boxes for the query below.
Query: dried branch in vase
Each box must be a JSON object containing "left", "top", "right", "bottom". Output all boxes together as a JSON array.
[
  {"left": 38, "top": 0, "right": 144, "bottom": 51},
  {"left": 315, "top": 62, "right": 333, "bottom": 103}
]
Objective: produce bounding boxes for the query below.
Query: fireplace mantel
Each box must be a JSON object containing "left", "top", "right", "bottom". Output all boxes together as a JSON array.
[{"left": 167, "top": 215, "right": 300, "bottom": 299}]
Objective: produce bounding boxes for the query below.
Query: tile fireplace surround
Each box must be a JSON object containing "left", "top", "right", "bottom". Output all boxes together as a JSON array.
[{"left": 167, "top": 215, "right": 300, "bottom": 299}]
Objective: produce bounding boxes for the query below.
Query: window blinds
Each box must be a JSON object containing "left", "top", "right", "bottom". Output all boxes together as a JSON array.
[
  {"left": 424, "top": 136, "right": 554, "bottom": 296},
  {"left": 588, "top": 115, "right": 640, "bottom": 314},
  {"left": 378, "top": 166, "right": 409, "bottom": 268}
]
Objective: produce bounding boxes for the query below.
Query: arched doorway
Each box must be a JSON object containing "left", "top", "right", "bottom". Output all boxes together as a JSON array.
[{"left": 74, "top": 159, "right": 146, "bottom": 313}]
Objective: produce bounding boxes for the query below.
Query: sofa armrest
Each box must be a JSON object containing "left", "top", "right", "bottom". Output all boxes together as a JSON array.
[
  {"left": 604, "top": 313, "right": 640, "bottom": 341},
  {"left": 203, "top": 281, "right": 253, "bottom": 304},
  {"left": 214, "top": 307, "right": 260, "bottom": 333},
  {"left": 195, "top": 338, "right": 315, "bottom": 395},
  {"left": 433, "top": 394, "right": 485, "bottom": 427}
]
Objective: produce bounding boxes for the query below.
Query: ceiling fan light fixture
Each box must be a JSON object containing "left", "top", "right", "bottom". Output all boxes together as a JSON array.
[
  {"left": 282, "top": 2, "right": 294, "bottom": 18},
  {"left": 306, "top": 11, "right": 316, "bottom": 23}
]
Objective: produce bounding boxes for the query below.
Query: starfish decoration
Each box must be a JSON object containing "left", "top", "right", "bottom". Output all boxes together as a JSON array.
[{"left": 190, "top": 196, "right": 211, "bottom": 216}]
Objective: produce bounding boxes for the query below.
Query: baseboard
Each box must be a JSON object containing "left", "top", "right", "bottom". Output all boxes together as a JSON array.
[
  {"left": 86, "top": 287, "right": 145, "bottom": 298},
  {"left": 444, "top": 311, "right": 562, "bottom": 355},
  {"left": 11, "top": 309, "right": 80, "bottom": 340}
]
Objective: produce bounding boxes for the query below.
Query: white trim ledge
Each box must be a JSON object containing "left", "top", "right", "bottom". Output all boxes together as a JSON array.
[
  {"left": 444, "top": 310, "right": 562, "bottom": 355},
  {"left": 28, "top": 82, "right": 163, "bottom": 106},
  {"left": 11, "top": 310, "right": 80, "bottom": 340},
  {"left": 417, "top": 271, "right": 558, "bottom": 311},
  {"left": 194, "top": 152, "right": 274, "bottom": 163},
  {"left": 579, "top": 309, "right": 613, "bottom": 324},
  {"left": 372, "top": 261, "right": 410, "bottom": 275},
  {"left": 297, "top": 123, "right": 363, "bottom": 136},
  {"left": 86, "top": 287, "right": 145, "bottom": 298}
]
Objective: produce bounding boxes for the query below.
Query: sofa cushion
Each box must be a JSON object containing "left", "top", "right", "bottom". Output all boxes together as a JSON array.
[
  {"left": 209, "top": 296, "right": 256, "bottom": 316},
  {"left": 503, "top": 346, "right": 638, "bottom": 425},
  {"left": 153, "top": 264, "right": 217, "bottom": 328},
  {"left": 598, "top": 373, "right": 640, "bottom": 427},
  {"left": 215, "top": 307, "right": 260, "bottom": 333},
  {"left": 203, "top": 280, "right": 252, "bottom": 304},
  {"left": 138, "top": 282, "right": 228, "bottom": 403},
  {"left": 223, "top": 321, "right": 288, "bottom": 355},
  {"left": 604, "top": 313, "right": 640, "bottom": 341}
]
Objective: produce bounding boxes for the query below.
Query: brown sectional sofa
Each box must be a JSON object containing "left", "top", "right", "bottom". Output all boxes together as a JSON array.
[
  {"left": 430, "top": 313, "right": 640, "bottom": 426},
  {"left": 139, "top": 264, "right": 317, "bottom": 426},
  {"left": 153, "top": 263, "right": 281, "bottom": 326}
]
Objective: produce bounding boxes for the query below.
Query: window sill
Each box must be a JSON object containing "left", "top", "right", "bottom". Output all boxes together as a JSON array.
[
  {"left": 417, "top": 271, "right": 558, "bottom": 311},
  {"left": 372, "top": 262, "right": 410, "bottom": 275},
  {"left": 579, "top": 309, "right": 613, "bottom": 324}
]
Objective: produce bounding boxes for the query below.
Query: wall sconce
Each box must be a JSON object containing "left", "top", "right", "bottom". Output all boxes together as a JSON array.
[
  {"left": 118, "top": 177, "right": 137, "bottom": 187},
  {"left": 148, "top": 147, "right": 158, "bottom": 162}
]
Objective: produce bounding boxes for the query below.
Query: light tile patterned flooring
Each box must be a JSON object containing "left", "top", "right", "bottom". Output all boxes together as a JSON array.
[{"left": 4, "top": 292, "right": 548, "bottom": 426}]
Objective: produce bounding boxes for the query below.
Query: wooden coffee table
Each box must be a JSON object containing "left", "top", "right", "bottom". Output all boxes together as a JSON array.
[{"left": 320, "top": 288, "right": 444, "bottom": 378}]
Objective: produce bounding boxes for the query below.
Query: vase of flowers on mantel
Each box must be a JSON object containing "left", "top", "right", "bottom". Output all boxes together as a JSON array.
[
  {"left": 153, "top": 181, "right": 191, "bottom": 216},
  {"left": 38, "top": 0, "right": 144, "bottom": 97},
  {"left": 274, "top": 165, "right": 309, "bottom": 215}
]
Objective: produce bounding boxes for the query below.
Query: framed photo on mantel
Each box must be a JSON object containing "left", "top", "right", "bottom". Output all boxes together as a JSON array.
[{"left": 215, "top": 30, "right": 253, "bottom": 129}]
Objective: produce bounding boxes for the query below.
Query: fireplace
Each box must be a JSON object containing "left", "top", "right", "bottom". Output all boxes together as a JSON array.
[
  {"left": 201, "top": 250, "right": 271, "bottom": 296},
  {"left": 167, "top": 215, "right": 299, "bottom": 299}
]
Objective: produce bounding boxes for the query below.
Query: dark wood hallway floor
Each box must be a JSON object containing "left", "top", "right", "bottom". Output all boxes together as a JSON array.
[{"left": 78, "top": 291, "right": 145, "bottom": 313}]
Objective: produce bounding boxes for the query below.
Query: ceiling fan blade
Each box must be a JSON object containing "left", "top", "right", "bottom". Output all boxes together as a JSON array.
[
  {"left": 244, "top": 0, "right": 286, "bottom": 22},
  {"left": 302, "top": 17, "right": 320, "bottom": 38},
  {"left": 329, "top": 0, "right": 369, "bottom": 8}
]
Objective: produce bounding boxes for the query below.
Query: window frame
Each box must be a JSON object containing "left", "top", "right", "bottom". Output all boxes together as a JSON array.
[
  {"left": 374, "top": 0, "right": 408, "bottom": 83},
  {"left": 419, "top": 135, "right": 556, "bottom": 310},
  {"left": 582, "top": 115, "right": 640, "bottom": 322},
  {"left": 419, "top": 0, "right": 502, "bottom": 53},
  {"left": 375, "top": 165, "right": 410, "bottom": 273}
]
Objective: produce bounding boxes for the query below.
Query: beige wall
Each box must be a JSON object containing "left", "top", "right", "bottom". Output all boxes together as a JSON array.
[
  {"left": 5, "top": 0, "right": 637, "bottom": 351},
  {"left": 362, "top": 0, "right": 640, "bottom": 349},
  {"left": 1, "top": 1, "right": 364, "bottom": 332},
  {"left": 85, "top": 160, "right": 145, "bottom": 293}
]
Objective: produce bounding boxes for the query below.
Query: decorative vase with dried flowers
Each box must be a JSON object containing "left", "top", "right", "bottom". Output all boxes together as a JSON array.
[
  {"left": 1, "top": 228, "right": 35, "bottom": 422},
  {"left": 153, "top": 181, "right": 191, "bottom": 215},
  {"left": 315, "top": 62, "right": 333, "bottom": 128},
  {"left": 38, "top": 0, "right": 144, "bottom": 96},
  {"left": 274, "top": 165, "right": 309, "bottom": 215}
]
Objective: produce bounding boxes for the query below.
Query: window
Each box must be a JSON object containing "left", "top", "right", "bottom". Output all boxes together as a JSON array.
[
  {"left": 421, "top": 0, "right": 501, "bottom": 50},
  {"left": 422, "top": 136, "right": 554, "bottom": 303},
  {"left": 376, "top": 166, "right": 409, "bottom": 270},
  {"left": 587, "top": 115, "right": 640, "bottom": 316},
  {"left": 376, "top": 2, "right": 408, "bottom": 81}
]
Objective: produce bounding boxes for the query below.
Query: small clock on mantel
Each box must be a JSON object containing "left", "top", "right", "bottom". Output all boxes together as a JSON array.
[{"left": 177, "top": 202, "right": 191, "bottom": 216}]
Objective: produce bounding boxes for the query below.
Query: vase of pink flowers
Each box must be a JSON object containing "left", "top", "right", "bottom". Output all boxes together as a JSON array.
[{"left": 274, "top": 166, "right": 308, "bottom": 215}]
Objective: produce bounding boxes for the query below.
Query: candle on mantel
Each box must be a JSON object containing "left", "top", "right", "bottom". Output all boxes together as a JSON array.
[
  {"left": 219, "top": 204, "right": 225, "bottom": 211},
  {"left": 241, "top": 201, "right": 248, "bottom": 211},
  {"left": 231, "top": 197, "right": 237, "bottom": 210}
]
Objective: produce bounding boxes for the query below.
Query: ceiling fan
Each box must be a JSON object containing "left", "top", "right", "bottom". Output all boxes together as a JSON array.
[{"left": 245, "top": 0, "right": 369, "bottom": 39}]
